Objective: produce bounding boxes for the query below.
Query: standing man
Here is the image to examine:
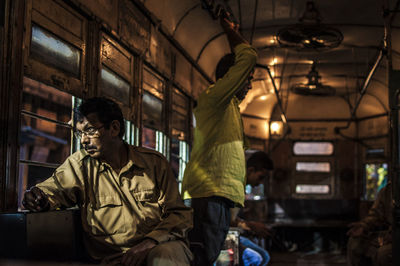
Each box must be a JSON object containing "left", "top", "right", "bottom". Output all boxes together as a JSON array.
[
  {"left": 23, "top": 97, "right": 193, "bottom": 265},
  {"left": 182, "top": 10, "right": 258, "bottom": 266}
]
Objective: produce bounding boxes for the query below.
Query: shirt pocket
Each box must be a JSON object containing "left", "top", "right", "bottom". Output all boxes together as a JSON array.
[
  {"left": 132, "top": 189, "right": 161, "bottom": 229},
  {"left": 87, "top": 195, "right": 126, "bottom": 236}
]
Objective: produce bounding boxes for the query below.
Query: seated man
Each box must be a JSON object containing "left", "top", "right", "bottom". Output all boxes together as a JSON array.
[
  {"left": 23, "top": 97, "right": 193, "bottom": 265},
  {"left": 231, "top": 151, "right": 274, "bottom": 266},
  {"left": 347, "top": 182, "right": 392, "bottom": 266}
]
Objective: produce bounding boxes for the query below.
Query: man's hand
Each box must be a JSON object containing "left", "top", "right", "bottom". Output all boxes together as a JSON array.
[
  {"left": 22, "top": 187, "right": 50, "bottom": 212},
  {"left": 346, "top": 222, "right": 365, "bottom": 237},
  {"left": 121, "top": 238, "right": 157, "bottom": 266},
  {"left": 219, "top": 8, "right": 246, "bottom": 50},
  {"left": 247, "top": 221, "right": 272, "bottom": 238},
  {"left": 219, "top": 10, "right": 239, "bottom": 32}
]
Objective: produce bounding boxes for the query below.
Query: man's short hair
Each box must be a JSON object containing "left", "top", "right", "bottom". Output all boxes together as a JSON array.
[
  {"left": 77, "top": 97, "right": 125, "bottom": 138},
  {"left": 215, "top": 53, "right": 235, "bottom": 80},
  {"left": 247, "top": 151, "right": 274, "bottom": 171}
]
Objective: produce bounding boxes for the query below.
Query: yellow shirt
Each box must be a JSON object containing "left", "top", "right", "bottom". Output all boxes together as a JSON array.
[
  {"left": 36, "top": 145, "right": 192, "bottom": 260},
  {"left": 182, "top": 43, "right": 257, "bottom": 207}
]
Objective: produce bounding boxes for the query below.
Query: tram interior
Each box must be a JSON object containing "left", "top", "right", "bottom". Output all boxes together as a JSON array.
[{"left": 0, "top": 0, "right": 400, "bottom": 265}]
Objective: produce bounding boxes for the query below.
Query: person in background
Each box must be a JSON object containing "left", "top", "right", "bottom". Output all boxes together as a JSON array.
[
  {"left": 23, "top": 97, "right": 193, "bottom": 266},
  {"left": 181, "top": 9, "right": 258, "bottom": 266},
  {"left": 231, "top": 151, "right": 274, "bottom": 266},
  {"left": 346, "top": 182, "right": 392, "bottom": 266}
]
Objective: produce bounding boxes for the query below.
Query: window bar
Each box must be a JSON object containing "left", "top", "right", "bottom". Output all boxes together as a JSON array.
[
  {"left": 19, "top": 159, "right": 60, "bottom": 169},
  {"left": 124, "top": 120, "right": 131, "bottom": 144},
  {"left": 21, "top": 110, "right": 71, "bottom": 128},
  {"left": 156, "top": 131, "right": 167, "bottom": 155},
  {"left": 132, "top": 126, "right": 139, "bottom": 146}
]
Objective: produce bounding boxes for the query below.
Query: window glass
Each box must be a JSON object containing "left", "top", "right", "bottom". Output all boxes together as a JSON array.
[
  {"left": 31, "top": 24, "right": 81, "bottom": 77},
  {"left": 20, "top": 116, "right": 71, "bottom": 165},
  {"left": 143, "top": 68, "right": 163, "bottom": 99},
  {"left": 296, "top": 184, "right": 330, "bottom": 194},
  {"left": 99, "top": 67, "right": 130, "bottom": 105},
  {"left": 142, "top": 127, "right": 156, "bottom": 150},
  {"left": 366, "top": 148, "right": 385, "bottom": 159},
  {"left": 293, "top": 142, "right": 334, "bottom": 155},
  {"left": 296, "top": 162, "right": 330, "bottom": 172},
  {"left": 21, "top": 77, "right": 72, "bottom": 165},
  {"left": 170, "top": 138, "right": 189, "bottom": 192},
  {"left": 365, "top": 163, "right": 388, "bottom": 201},
  {"left": 142, "top": 91, "right": 163, "bottom": 131},
  {"left": 170, "top": 138, "right": 180, "bottom": 179},
  {"left": 172, "top": 88, "right": 189, "bottom": 140},
  {"left": 172, "top": 113, "right": 187, "bottom": 140},
  {"left": 19, "top": 77, "right": 73, "bottom": 209},
  {"left": 124, "top": 120, "right": 139, "bottom": 146}
]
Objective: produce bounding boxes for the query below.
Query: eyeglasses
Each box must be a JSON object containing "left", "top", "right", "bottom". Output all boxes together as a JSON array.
[{"left": 74, "top": 125, "right": 104, "bottom": 139}]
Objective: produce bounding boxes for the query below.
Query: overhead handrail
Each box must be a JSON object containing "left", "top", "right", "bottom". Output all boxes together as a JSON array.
[{"left": 334, "top": 48, "right": 385, "bottom": 133}]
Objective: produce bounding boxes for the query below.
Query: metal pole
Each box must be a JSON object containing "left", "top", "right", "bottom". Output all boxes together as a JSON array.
[
  {"left": 384, "top": 0, "right": 400, "bottom": 264},
  {"left": 389, "top": 69, "right": 400, "bottom": 266},
  {"left": 255, "top": 63, "right": 287, "bottom": 123}
]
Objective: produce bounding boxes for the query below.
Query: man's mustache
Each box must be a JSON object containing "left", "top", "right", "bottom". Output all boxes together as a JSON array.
[{"left": 84, "top": 145, "right": 98, "bottom": 150}]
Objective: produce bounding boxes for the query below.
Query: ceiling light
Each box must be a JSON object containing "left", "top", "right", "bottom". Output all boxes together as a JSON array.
[
  {"left": 270, "top": 58, "right": 278, "bottom": 65},
  {"left": 270, "top": 121, "right": 283, "bottom": 136},
  {"left": 291, "top": 62, "right": 335, "bottom": 96}
]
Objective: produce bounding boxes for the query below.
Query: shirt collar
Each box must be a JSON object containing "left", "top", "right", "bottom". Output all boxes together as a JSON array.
[
  {"left": 81, "top": 143, "right": 147, "bottom": 173},
  {"left": 127, "top": 145, "right": 147, "bottom": 169}
]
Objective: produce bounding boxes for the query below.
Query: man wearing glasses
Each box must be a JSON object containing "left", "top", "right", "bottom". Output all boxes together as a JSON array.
[{"left": 22, "top": 97, "right": 193, "bottom": 265}]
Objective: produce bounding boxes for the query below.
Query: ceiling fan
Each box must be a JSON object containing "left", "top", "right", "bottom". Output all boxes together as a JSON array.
[{"left": 277, "top": 1, "right": 343, "bottom": 51}]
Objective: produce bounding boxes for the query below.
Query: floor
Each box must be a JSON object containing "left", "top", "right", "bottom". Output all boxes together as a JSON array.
[{"left": 269, "top": 251, "right": 347, "bottom": 266}]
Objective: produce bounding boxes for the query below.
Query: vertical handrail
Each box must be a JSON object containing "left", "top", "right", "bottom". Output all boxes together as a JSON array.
[
  {"left": 256, "top": 63, "right": 287, "bottom": 123},
  {"left": 384, "top": 0, "right": 400, "bottom": 265}
]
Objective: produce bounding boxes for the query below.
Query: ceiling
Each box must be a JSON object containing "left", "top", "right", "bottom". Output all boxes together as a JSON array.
[{"left": 141, "top": 0, "right": 400, "bottom": 121}]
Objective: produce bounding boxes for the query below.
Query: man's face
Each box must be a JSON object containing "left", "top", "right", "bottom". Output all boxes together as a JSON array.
[
  {"left": 75, "top": 113, "right": 112, "bottom": 159},
  {"left": 246, "top": 167, "right": 271, "bottom": 187},
  {"left": 235, "top": 71, "right": 254, "bottom": 101}
]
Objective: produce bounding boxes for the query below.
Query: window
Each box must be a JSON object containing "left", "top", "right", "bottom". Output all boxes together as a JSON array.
[
  {"left": 171, "top": 88, "right": 189, "bottom": 140},
  {"left": 142, "top": 91, "right": 163, "bottom": 130},
  {"left": 365, "top": 163, "right": 388, "bottom": 201},
  {"left": 25, "top": 0, "right": 87, "bottom": 96},
  {"left": 31, "top": 24, "right": 81, "bottom": 78},
  {"left": 99, "top": 34, "right": 134, "bottom": 107},
  {"left": 293, "top": 142, "right": 334, "bottom": 156},
  {"left": 245, "top": 184, "right": 264, "bottom": 200},
  {"left": 142, "top": 68, "right": 166, "bottom": 155},
  {"left": 170, "top": 139, "right": 189, "bottom": 191},
  {"left": 296, "top": 184, "right": 330, "bottom": 194},
  {"left": 99, "top": 67, "right": 130, "bottom": 105},
  {"left": 18, "top": 77, "right": 77, "bottom": 209},
  {"left": 296, "top": 162, "right": 330, "bottom": 172},
  {"left": 170, "top": 88, "right": 190, "bottom": 188},
  {"left": 366, "top": 148, "right": 385, "bottom": 159},
  {"left": 124, "top": 120, "right": 139, "bottom": 146}
]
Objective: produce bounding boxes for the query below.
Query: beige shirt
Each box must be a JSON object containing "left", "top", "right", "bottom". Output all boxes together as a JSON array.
[{"left": 36, "top": 145, "right": 193, "bottom": 260}]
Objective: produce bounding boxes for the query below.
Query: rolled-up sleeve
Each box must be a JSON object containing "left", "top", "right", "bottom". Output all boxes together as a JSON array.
[
  {"left": 36, "top": 155, "right": 84, "bottom": 209},
  {"left": 204, "top": 43, "right": 257, "bottom": 107}
]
